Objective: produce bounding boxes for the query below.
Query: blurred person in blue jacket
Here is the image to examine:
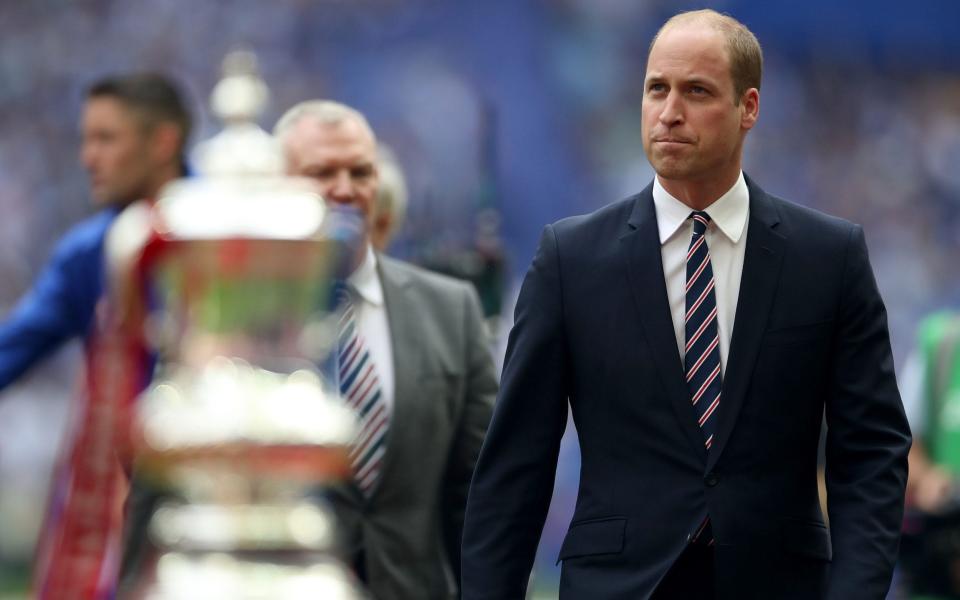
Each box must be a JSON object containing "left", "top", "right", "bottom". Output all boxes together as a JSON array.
[{"left": 0, "top": 73, "right": 191, "bottom": 389}]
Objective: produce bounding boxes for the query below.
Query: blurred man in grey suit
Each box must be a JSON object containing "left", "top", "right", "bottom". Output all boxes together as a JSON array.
[{"left": 274, "top": 100, "right": 498, "bottom": 600}]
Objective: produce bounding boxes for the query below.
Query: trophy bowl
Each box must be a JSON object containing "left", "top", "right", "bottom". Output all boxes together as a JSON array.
[{"left": 109, "top": 174, "right": 367, "bottom": 598}]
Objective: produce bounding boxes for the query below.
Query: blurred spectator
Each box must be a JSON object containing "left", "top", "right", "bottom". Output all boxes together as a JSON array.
[
  {"left": 0, "top": 72, "right": 191, "bottom": 594},
  {"left": 275, "top": 99, "right": 497, "bottom": 600},
  {"left": 899, "top": 313, "right": 960, "bottom": 598},
  {"left": 371, "top": 145, "right": 409, "bottom": 252},
  {"left": 0, "top": 73, "right": 191, "bottom": 391}
]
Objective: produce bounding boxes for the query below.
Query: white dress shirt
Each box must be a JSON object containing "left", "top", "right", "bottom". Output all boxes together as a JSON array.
[
  {"left": 653, "top": 172, "right": 750, "bottom": 375},
  {"left": 347, "top": 245, "right": 395, "bottom": 415}
]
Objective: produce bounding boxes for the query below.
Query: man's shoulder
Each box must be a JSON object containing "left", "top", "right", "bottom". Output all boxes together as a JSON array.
[
  {"left": 556, "top": 194, "right": 638, "bottom": 229},
  {"left": 549, "top": 194, "right": 641, "bottom": 242},
  {"left": 378, "top": 254, "right": 474, "bottom": 298},
  {"left": 54, "top": 206, "right": 121, "bottom": 258},
  {"left": 762, "top": 192, "right": 856, "bottom": 241}
]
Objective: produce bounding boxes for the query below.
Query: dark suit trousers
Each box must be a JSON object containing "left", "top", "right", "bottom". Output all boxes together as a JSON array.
[{"left": 651, "top": 543, "right": 716, "bottom": 599}]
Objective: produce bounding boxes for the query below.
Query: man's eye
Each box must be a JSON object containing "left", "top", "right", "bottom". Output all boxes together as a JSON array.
[
  {"left": 689, "top": 86, "right": 708, "bottom": 95},
  {"left": 352, "top": 167, "right": 373, "bottom": 180},
  {"left": 648, "top": 83, "right": 666, "bottom": 93}
]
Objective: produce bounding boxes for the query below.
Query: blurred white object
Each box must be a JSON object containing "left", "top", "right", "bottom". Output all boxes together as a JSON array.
[{"left": 193, "top": 49, "right": 283, "bottom": 176}]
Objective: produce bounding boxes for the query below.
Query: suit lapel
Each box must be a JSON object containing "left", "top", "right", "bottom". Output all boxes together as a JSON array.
[
  {"left": 619, "top": 186, "right": 707, "bottom": 462},
  {"left": 364, "top": 255, "right": 418, "bottom": 502},
  {"left": 706, "top": 178, "right": 785, "bottom": 471}
]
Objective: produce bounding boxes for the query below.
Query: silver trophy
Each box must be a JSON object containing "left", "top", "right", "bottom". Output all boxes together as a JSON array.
[{"left": 106, "top": 51, "right": 365, "bottom": 599}]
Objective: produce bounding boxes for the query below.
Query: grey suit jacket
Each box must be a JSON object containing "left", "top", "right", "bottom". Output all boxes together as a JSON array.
[{"left": 329, "top": 254, "right": 498, "bottom": 600}]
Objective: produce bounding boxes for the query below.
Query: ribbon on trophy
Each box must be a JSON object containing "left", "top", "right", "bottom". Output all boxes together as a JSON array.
[{"left": 32, "top": 292, "right": 151, "bottom": 598}]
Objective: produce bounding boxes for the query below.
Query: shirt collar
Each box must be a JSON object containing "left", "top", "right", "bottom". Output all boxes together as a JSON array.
[
  {"left": 347, "top": 244, "right": 385, "bottom": 307},
  {"left": 652, "top": 171, "right": 749, "bottom": 245}
]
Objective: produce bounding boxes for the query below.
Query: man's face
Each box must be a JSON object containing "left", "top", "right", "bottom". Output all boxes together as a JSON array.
[
  {"left": 641, "top": 24, "right": 757, "bottom": 186},
  {"left": 80, "top": 97, "right": 157, "bottom": 205},
  {"left": 282, "top": 117, "right": 379, "bottom": 240}
]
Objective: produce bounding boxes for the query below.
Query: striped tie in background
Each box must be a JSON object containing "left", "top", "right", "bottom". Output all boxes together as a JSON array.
[{"left": 335, "top": 283, "right": 389, "bottom": 498}]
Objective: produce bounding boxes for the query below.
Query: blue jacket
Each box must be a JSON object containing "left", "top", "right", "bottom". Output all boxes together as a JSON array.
[{"left": 0, "top": 206, "right": 120, "bottom": 390}]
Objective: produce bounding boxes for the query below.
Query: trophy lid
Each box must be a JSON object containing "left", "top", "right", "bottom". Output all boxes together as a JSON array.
[
  {"left": 192, "top": 49, "right": 283, "bottom": 176},
  {"left": 211, "top": 49, "right": 268, "bottom": 124}
]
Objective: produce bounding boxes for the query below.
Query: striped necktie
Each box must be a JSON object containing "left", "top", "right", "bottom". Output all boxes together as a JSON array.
[
  {"left": 684, "top": 211, "right": 722, "bottom": 450},
  {"left": 684, "top": 210, "right": 722, "bottom": 547},
  {"left": 336, "top": 283, "right": 389, "bottom": 497}
]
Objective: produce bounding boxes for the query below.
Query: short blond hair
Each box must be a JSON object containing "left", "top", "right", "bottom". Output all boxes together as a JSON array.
[{"left": 650, "top": 9, "right": 762, "bottom": 103}]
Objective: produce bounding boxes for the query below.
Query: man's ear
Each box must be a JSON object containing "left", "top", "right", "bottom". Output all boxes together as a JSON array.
[
  {"left": 740, "top": 88, "right": 760, "bottom": 131},
  {"left": 150, "top": 122, "right": 182, "bottom": 165}
]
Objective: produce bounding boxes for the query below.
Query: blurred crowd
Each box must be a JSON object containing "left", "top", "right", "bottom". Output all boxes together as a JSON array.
[{"left": 1, "top": 0, "right": 959, "bottom": 596}]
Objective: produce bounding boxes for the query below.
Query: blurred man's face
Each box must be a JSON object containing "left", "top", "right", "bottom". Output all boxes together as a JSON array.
[
  {"left": 641, "top": 23, "right": 757, "bottom": 188},
  {"left": 80, "top": 97, "right": 157, "bottom": 205},
  {"left": 282, "top": 116, "right": 379, "bottom": 243}
]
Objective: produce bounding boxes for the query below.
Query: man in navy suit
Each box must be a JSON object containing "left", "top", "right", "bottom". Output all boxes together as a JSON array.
[{"left": 461, "top": 9, "right": 910, "bottom": 600}]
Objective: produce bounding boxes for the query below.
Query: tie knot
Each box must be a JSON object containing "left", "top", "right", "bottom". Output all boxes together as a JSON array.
[
  {"left": 333, "top": 280, "right": 354, "bottom": 308},
  {"left": 690, "top": 211, "right": 711, "bottom": 236}
]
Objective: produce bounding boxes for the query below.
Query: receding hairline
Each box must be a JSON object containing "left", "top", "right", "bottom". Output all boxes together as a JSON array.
[
  {"left": 85, "top": 73, "right": 192, "bottom": 144},
  {"left": 647, "top": 9, "right": 763, "bottom": 100},
  {"left": 652, "top": 10, "right": 742, "bottom": 48},
  {"left": 273, "top": 100, "right": 377, "bottom": 146}
]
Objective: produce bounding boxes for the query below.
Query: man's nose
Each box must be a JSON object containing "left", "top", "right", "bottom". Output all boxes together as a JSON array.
[
  {"left": 80, "top": 143, "right": 96, "bottom": 169},
  {"left": 659, "top": 91, "right": 685, "bottom": 126},
  {"left": 324, "top": 171, "right": 355, "bottom": 204}
]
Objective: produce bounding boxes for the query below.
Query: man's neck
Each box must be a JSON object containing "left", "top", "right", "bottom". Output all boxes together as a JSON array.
[
  {"left": 349, "top": 239, "right": 373, "bottom": 275},
  {"left": 145, "top": 164, "right": 184, "bottom": 201},
  {"left": 657, "top": 169, "right": 741, "bottom": 212}
]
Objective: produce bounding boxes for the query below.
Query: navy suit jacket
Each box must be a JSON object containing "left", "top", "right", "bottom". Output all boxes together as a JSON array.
[{"left": 462, "top": 177, "right": 911, "bottom": 599}]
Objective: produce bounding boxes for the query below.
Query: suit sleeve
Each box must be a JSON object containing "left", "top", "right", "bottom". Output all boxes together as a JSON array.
[
  {"left": 824, "top": 224, "right": 912, "bottom": 600},
  {"left": 0, "top": 237, "right": 86, "bottom": 391},
  {"left": 461, "top": 225, "right": 570, "bottom": 600},
  {"left": 441, "top": 283, "right": 498, "bottom": 584}
]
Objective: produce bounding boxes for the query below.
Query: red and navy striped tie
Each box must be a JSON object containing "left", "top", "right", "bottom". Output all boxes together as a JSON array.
[
  {"left": 336, "top": 283, "right": 388, "bottom": 498},
  {"left": 684, "top": 211, "right": 720, "bottom": 546},
  {"left": 684, "top": 211, "right": 722, "bottom": 451}
]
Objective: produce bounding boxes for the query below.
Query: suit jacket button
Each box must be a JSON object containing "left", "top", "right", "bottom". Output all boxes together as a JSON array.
[{"left": 704, "top": 472, "right": 720, "bottom": 487}]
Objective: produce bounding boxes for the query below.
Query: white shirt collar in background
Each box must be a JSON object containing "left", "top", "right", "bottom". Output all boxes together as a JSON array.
[{"left": 348, "top": 244, "right": 385, "bottom": 307}]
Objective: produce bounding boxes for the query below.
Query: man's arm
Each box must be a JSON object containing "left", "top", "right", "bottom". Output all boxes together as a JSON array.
[
  {"left": 461, "top": 225, "right": 570, "bottom": 600},
  {"left": 441, "top": 285, "right": 497, "bottom": 587},
  {"left": 0, "top": 236, "right": 88, "bottom": 390},
  {"left": 824, "top": 224, "right": 912, "bottom": 599}
]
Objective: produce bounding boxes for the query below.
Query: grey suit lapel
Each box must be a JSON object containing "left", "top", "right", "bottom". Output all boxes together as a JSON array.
[
  {"left": 365, "top": 255, "right": 418, "bottom": 502},
  {"left": 706, "top": 178, "right": 785, "bottom": 471}
]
